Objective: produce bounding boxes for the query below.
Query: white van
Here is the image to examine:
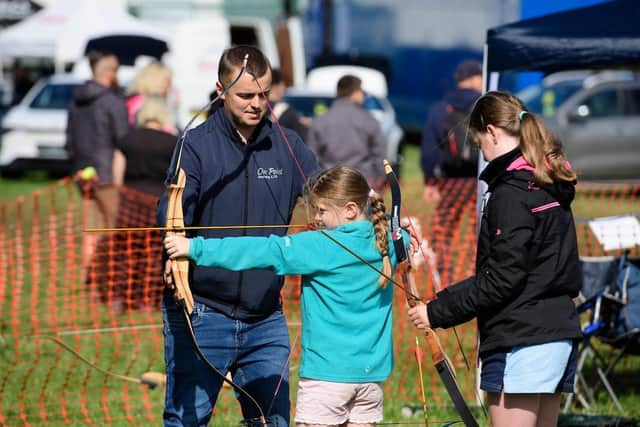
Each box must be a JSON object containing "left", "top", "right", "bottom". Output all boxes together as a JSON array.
[
  {"left": 0, "top": 13, "right": 305, "bottom": 176},
  {"left": 166, "top": 13, "right": 306, "bottom": 128}
]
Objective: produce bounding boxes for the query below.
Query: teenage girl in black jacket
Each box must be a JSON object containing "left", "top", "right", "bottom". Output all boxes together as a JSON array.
[{"left": 409, "top": 91, "right": 582, "bottom": 427}]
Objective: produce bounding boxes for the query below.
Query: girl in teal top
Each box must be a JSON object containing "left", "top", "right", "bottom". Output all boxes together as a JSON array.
[{"left": 165, "top": 166, "right": 405, "bottom": 426}]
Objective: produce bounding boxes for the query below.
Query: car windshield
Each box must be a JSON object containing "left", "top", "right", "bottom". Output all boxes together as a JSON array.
[
  {"left": 518, "top": 80, "right": 583, "bottom": 117},
  {"left": 29, "top": 83, "right": 78, "bottom": 110},
  {"left": 283, "top": 94, "right": 384, "bottom": 117}
]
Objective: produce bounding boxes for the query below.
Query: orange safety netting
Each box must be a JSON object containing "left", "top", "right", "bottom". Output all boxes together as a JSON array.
[{"left": 0, "top": 177, "right": 637, "bottom": 425}]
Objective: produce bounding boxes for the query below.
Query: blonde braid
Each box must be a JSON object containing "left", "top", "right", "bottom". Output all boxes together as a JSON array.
[{"left": 369, "top": 192, "right": 391, "bottom": 287}]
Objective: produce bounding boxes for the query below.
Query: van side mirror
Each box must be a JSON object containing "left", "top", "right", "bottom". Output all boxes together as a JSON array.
[{"left": 567, "top": 104, "right": 590, "bottom": 123}]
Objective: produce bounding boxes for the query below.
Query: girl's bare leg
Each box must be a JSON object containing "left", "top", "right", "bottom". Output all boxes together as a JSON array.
[{"left": 487, "top": 392, "right": 538, "bottom": 427}]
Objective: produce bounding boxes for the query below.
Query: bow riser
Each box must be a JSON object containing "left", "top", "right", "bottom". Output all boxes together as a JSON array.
[
  {"left": 166, "top": 169, "right": 194, "bottom": 314},
  {"left": 384, "top": 159, "right": 479, "bottom": 427}
]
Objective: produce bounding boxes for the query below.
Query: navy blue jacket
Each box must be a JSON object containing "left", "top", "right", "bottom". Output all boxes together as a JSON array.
[
  {"left": 427, "top": 148, "right": 582, "bottom": 356},
  {"left": 158, "top": 107, "right": 319, "bottom": 321},
  {"left": 420, "top": 87, "right": 480, "bottom": 179}
]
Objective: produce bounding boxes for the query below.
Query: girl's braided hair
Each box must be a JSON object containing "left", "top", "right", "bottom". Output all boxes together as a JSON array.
[{"left": 306, "top": 166, "right": 391, "bottom": 287}]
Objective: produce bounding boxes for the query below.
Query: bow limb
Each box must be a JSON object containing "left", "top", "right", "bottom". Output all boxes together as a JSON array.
[
  {"left": 34, "top": 335, "right": 165, "bottom": 388},
  {"left": 384, "top": 160, "right": 479, "bottom": 427},
  {"left": 166, "top": 168, "right": 194, "bottom": 314}
]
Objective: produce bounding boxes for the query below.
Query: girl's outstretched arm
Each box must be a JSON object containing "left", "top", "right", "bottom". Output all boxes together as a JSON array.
[
  {"left": 183, "top": 232, "right": 331, "bottom": 275},
  {"left": 164, "top": 236, "right": 190, "bottom": 259}
]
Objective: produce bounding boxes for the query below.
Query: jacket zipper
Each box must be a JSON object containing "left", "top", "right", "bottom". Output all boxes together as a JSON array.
[{"left": 231, "top": 165, "right": 250, "bottom": 317}]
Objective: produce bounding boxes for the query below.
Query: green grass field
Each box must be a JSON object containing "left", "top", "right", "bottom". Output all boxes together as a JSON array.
[
  {"left": 0, "top": 171, "right": 58, "bottom": 202},
  {"left": 0, "top": 146, "right": 639, "bottom": 426}
]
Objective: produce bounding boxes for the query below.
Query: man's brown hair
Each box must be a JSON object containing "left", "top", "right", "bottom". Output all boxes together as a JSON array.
[
  {"left": 336, "top": 75, "right": 362, "bottom": 98},
  {"left": 87, "top": 51, "right": 118, "bottom": 74},
  {"left": 218, "top": 45, "right": 271, "bottom": 86}
]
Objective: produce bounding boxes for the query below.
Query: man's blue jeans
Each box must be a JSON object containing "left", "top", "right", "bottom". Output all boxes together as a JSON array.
[{"left": 162, "top": 297, "right": 291, "bottom": 426}]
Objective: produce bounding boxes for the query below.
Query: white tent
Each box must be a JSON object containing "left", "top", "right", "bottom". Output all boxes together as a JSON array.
[{"left": 0, "top": 0, "right": 167, "bottom": 71}]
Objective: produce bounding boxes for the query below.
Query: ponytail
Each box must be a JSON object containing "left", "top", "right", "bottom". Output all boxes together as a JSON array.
[
  {"left": 469, "top": 91, "right": 577, "bottom": 186},
  {"left": 519, "top": 113, "right": 577, "bottom": 185}
]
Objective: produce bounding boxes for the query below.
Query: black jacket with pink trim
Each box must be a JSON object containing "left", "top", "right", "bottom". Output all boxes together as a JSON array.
[{"left": 428, "top": 147, "right": 583, "bottom": 357}]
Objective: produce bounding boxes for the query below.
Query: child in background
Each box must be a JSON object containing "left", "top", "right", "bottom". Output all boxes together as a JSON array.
[{"left": 165, "top": 166, "right": 406, "bottom": 427}]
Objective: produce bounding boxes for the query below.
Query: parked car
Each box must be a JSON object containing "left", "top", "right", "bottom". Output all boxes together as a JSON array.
[
  {"left": 0, "top": 78, "right": 11, "bottom": 109},
  {"left": 517, "top": 71, "right": 640, "bottom": 180},
  {"left": 0, "top": 79, "right": 11, "bottom": 126},
  {"left": 0, "top": 74, "right": 83, "bottom": 177},
  {"left": 284, "top": 65, "right": 404, "bottom": 173}
]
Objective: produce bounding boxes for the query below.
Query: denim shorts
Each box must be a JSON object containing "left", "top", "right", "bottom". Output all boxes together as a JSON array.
[{"left": 480, "top": 339, "right": 578, "bottom": 393}]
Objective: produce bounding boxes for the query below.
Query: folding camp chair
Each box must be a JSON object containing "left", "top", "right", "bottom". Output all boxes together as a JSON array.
[{"left": 564, "top": 253, "right": 640, "bottom": 413}]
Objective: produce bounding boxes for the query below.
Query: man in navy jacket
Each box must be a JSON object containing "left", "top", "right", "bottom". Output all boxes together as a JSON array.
[
  {"left": 420, "top": 60, "right": 482, "bottom": 201},
  {"left": 158, "top": 45, "right": 319, "bottom": 427}
]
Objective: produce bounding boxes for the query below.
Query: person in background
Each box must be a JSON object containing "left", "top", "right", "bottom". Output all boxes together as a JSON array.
[
  {"left": 126, "top": 61, "right": 173, "bottom": 130},
  {"left": 66, "top": 50, "right": 129, "bottom": 269},
  {"left": 66, "top": 50, "right": 129, "bottom": 190},
  {"left": 307, "top": 74, "right": 387, "bottom": 191},
  {"left": 114, "top": 98, "right": 177, "bottom": 198},
  {"left": 157, "top": 45, "right": 319, "bottom": 427},
  {"left": 11, "top": 64, "right": 33, "bottom": 105},
  {"left": 409, "top": 91, "right": 582, "bottom": 427},
  {"left": 267, "top": 68, "right": 309, "bottom": 141},
  {"left": 420, "top": 60, "right": 483, "bottom": 201},
  {"left": 165, "top": 166, "right": 403, "bottom": 427}
]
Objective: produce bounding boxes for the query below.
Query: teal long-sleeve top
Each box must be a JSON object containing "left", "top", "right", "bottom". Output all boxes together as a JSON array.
[{"left": 189, "top": 220, "right": 407, "bottom": 383}]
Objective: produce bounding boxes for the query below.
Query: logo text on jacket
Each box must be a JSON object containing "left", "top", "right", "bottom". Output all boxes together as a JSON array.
[{"left": 257, "top": 167, "right": 284, "bottom": 180}]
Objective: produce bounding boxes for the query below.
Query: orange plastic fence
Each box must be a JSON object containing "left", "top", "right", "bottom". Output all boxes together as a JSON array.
[{"left": 0, "top": 177, "right": 637, "bottom": 425}]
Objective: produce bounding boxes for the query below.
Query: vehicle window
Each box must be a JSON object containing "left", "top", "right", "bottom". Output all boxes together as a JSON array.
[
  {"left": 622, "top": 88, "right": 640, "bottom": 116},
  {"left": 284, "top": 95, "right": 384, "bottom": 117},
  {"left": 29, "top": 84, "right": 77, "bottom": 110},
  {"left": 363, "top": 95, "right": 383, "bottom": 111},
  {"left": 579, "top": 89, "right": 620, "bottom": 118},
  {"left": 518, "top": 81, "right": 583, "bottom": 117},
  {"left": 284, "top": 96, "right": 331, "bottom": 117}
]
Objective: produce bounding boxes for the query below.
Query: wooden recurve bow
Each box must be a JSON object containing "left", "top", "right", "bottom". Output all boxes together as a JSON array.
[{"left": 385, "top": 160, "right": 479, "bottom": 427}]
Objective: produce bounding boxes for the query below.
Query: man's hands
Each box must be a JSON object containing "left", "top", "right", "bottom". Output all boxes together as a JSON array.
[
  {"left": 408, "top": 302, "right": 431, "bottom": 330},
  {"left": 164, "top": 236, "right": 191, "bottom": 259}
]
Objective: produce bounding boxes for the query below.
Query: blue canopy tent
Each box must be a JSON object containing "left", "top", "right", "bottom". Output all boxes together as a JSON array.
[
  {"left": 483, "top": 0, "right": 640, "bottom": 88},
  {"left": 476, "top": 0, "right": 640, "bottom": 209}
]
